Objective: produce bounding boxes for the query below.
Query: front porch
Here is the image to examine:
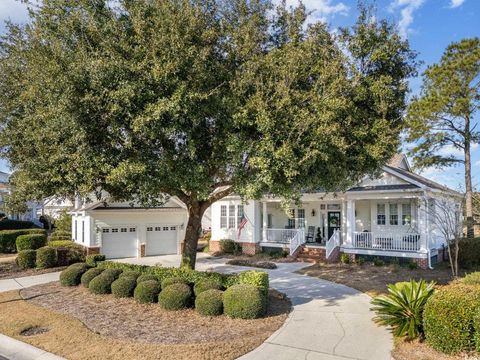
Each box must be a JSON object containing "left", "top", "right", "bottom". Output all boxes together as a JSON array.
[{"left": 258, "top": 196, "right": 427, "bottom": 259}]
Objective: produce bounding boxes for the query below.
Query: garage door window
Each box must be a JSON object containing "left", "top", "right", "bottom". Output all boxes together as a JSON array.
[
  {"left": 102, "top": 228, "right": 109, "bottom": 233},
  {"left": 129, "top": 228, "right": 135, "bottom": 232},
  {"left": 147, "top": 227, "right": 153, "bottom": 231},
  {"left": 112, "top": 228, "right": 119, "bottom": 233}
]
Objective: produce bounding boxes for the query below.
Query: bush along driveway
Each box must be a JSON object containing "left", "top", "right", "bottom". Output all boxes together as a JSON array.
[{"left": 206, "top": 262, "right": 393, "bottom": 360}]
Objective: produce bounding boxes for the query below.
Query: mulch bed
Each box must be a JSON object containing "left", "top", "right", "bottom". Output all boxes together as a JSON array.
[
  {"left": 0, "top": 257, "right": 66, "bottom": 279},
  {"left": 21, "top": 282, "right": 290, "bottom": 345},
  {"left": 226, "top": 259, "right": 277, "bottom": 269}
]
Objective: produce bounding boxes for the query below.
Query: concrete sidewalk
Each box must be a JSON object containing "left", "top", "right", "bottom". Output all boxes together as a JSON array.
[
  {"left": 0, "top": 334, "right": 65, "bottom": 360},
  {"left": 0, "top": 272, "right": 61, "bottom": 293}
]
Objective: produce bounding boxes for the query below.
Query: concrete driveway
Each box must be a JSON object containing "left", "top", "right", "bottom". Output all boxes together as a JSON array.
[{"left": 114, "top": 256, "right": 393, "bottom": 360}]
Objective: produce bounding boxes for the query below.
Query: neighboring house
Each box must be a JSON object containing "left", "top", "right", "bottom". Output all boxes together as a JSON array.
[
  {"left": 209, "top": 154, "right": 463, "bottom": 269},
  {"left": 0, "top": 171, "right": 10, "bottom": 215},
  {"left": 36, "top": 196, "right": 74, "bottom": 219},
  {"left": 70, "top": 154, "right": 463, "bottom": 269}
]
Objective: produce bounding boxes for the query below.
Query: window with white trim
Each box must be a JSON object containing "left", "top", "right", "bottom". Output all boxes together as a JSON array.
[
  {"left": 402, "top": 204, "right": 411, "bottom": 225},
  {"left": 220, "top": 205, "right": 227, "bottom": 229},
  {"left": 287, "top": 209, "right": 295, "bottom": 228},
  {"left": 377, "top": 204, "right": 386, "bottom": 225},
  {"left": 298, "top": 209, "right": 305, "bottom": 228},
  {"left": 228, "top": 205, "right": 235, "bottom": 229},
  {"left": 81, "top": 221, "right": 85, "bottom": 243},
  {"left": 237, "top": 205, "right": 244, "bottom": 229},
  {"left": 267, "top": 214, "right": 272, "bottom": 228},
  {"left": 74, "top": 220, "right": 77, "bottom": 240},
  {"left": 389, "top": 204, "right": 398, "bottom": 225}
]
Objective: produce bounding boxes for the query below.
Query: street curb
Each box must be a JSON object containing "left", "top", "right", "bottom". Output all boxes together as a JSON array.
[{"left": 0, "top": 334, "right": 65, "bottom": 360}]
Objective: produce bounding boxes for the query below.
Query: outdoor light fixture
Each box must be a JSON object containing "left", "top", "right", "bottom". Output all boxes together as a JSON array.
[{"left": 311, "top": 209, "right": 316, "bottom": 217}]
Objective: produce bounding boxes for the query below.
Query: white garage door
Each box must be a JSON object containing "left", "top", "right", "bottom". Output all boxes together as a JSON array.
[
  {"left": 102, "top": 226, "right": 137, "bottom": 259},
  {"left": 146, "top": 225, "right": 178, "bottom": 256}
]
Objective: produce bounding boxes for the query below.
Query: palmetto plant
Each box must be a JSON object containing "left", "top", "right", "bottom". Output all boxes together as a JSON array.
[{"left": 371, "top": 280, "right": 435, "bottom": 339}]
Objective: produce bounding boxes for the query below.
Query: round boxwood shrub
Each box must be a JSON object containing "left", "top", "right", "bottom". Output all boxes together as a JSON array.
[
  {"left": 195, "top": 289, "right": 224, "bottom": 316},
  {"left": 119, "top": 270, "right": 141, "bottom": 280},
  {"left": 137, "top": 274, "right": 158, "bottom": 284},
  {"left": 60, "top": 264, "right": 90, "bottom": 286},
  {"left": 89, "top": 273, "right": 116, "bottom": 294},
  {"left": 81, "top": 268, "right": 104, "bottom": 288},
  {"left": 193, "top": 278, "right": 222, "bottom": 296},
  {"left": 99, "top": 268, "right": 123, "bottom": 281},
  {"left": 159, "top": 283, "right": 192, "bottom": 310},
  {"left": 16, "top": 234, "right": 47, "bottom": 251},
  {"left": 134, "top": 280, "right": 161, "bottom": 304},
  {"left": 161, "top": 277, "right": 189, "bottom": 290},
  {"left": 424, "top": 283, "right": 480, "bottom": 354},
  {"left": 16, "top": 250, "right": 37, "bottom": 269},
  {"left": 85, "top": 254, "right": 106, "bottom": 267},
  {"left": 36, "top": 246, "right": 57, "bottom": 269},
  {"left": 111, "top": 276, "right": 137, "bottom": 298},
  {"left": 223, "top": 284, "right": 265, "bottom": 319}
]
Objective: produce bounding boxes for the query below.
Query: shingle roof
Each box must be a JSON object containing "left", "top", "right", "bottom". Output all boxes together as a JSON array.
[{"left": 347, "top": 184, "right": 420, "bottom": 192}]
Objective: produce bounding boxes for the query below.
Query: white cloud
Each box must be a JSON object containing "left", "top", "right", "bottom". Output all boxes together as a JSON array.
[
  {"left": 0, "top": 0, "right": 29, "bottom": 31},
  {"left": 420, "top": 165, "right": 464, "bottom": 190},
  {"left": 277, "top": 0, "right": 349, "bottom": 21},
  {"left": 475, "top": 160, "right": 480, "bottom": 167},
  {"left": 389, "top": 0, "right": 425, "bottom": 38},
  {"left": 449, "top": 0, "right": 465, "bottom": 8}
]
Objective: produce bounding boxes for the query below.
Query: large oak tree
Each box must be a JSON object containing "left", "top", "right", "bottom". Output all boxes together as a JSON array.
[{"left": 0, "top": 0, "right": 416, "bottom": 268}]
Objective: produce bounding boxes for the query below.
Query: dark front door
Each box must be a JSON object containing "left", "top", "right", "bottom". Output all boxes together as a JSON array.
[{"left": 327, "top": 212, "right": 341, "bottom": 239}]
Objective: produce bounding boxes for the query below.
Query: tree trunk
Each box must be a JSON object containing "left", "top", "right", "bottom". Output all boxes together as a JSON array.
[
  {"left": 180, "top": 202, "right": 205, "bottom": 270},
  {"left": 465, "top": 135, "right": 474, "bottom": 239}
]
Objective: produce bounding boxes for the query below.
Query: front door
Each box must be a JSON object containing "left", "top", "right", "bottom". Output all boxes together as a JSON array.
[{"left": 327, "top": 212, "right": 341, "bottom": 239}]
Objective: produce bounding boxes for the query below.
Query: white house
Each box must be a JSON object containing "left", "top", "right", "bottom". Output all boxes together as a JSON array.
[
  {"left": 209, "top": 154, "right": 463, "bottom": 269},
  {"left": 71, "top": 154, "right": 462, "bottom": 269}
]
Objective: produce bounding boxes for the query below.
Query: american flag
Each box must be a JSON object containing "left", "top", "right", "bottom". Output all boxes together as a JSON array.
[{"left": 237, "top": 216, "right": 248, "bottom": 240}]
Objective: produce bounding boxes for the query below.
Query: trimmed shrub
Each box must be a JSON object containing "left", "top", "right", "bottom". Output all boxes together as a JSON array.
[
  {"left": 219, "top": 239, "right": 241, "bottom": 254},
  {"left": 458, "top": 237, "right": 480, "bottom": 269},
  {"left": 373, "top": 258, "right": 385, "bottom": 267},
  {"left": 408, "top": 261, "right": 418, "bottom": 270},
  {"left": 161, "top": 277, "right": 189, "bottom": 290},
  {"left": 371, "top": 280, "right": 435, "bottom": 339},
  {"left": 97, "top": 260, "right": 239, "bottom": 289},
  {"left": 463, "top": 272, "right": 480, "bottom": 286},
  {"left": 89, "top": 273, "right": 116, "bottom": 294},
  {"left": 137, "top": 274, "right": 158, "bottom": 284},
  {"left": 55, "top": 244, "right": 86, "bottom": 266},
  {"left": 193, "top": 278, "right": 223, "bottom": 296},
  {"left": 0, "top": 229, "right": 44, "bottom": 253},
  {"left": 60, "top": 263, "right": 90, "bottom": 286},
  {"left": 224, "top": 284, "right": 265, "bottom": 319},
  {"left": 100, "top": 268, "right": 123, "bottom": 281},
  {"left": 36, "top": 246, "right": 57, "bottom": 269},
  {"left": 134, "top": 280, "right": 161, "bottom": 304},
  {"left": 195, "top": 289, "right": 223, "bottom": 316},
  {"left": 81, "top": 268, "right": 104, "bottom": 288},
  {"left": 159, "top": 283, "right": 192, "bottom": 310},
  {"left": 51, "top": 230, "right": 71, "bottom": 237},
  {"left": 424, "top": 283, "right": 480, "bottom": 354},
  {"left": 226, "top": 259, "right": 277, "bottom": 269},
  {"left": 16, "top": 234, "right": 47, "bottom": 251},
  {"left": 16, "top": 250, "right": 36, "bottom": 269},
  {"left": 119, "top": 270, "right": 141, "bottom": 280},
  {"left": 340, "top": 253, "right": 350, "bottom": 264},
  {"left": 85, "top": 254, "right": 106, "bottom": 267},
  {"left": 48, "top": 240, "right": 74, "bottom": 247},
  {"left": 50, "top": 231, "right": 71, "bottom": 241},
  {"left": 68, "top": 262, "right": 90, "bottom": 271},
  {"left": 238, "top": 270, "right": 269, "bottom": 300},
  {"left": 111, "top": 276, "right": 137, "bottom": 298},
  {"left": 0, "top": 219, "right": 39, "bottom": 230}
]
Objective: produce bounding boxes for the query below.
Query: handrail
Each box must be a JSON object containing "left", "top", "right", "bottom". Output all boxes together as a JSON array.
[
  {"left": 326, "top": 230, "right": 340, "bottom": 259},
  {"left": 289, "top": 228, "right": 305, "bottom": 255},
  {"left": 352, "top": 231, "right": 421, "bottom": 252}
]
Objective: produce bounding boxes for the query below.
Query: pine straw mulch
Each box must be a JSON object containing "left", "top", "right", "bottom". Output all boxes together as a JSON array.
[
  {"left": 0, "top": 282, "right": 290, "bottom": 360},
  {"left": 0, "top": 256, "right": 66, "bottom": 279},
  {"left": 392, "top": 338, "right": 479, "bottom": 360}
]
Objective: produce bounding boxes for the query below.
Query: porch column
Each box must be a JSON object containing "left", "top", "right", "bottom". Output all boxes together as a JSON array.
[
  {"left": 262, "top": 201, "right": 267, "bottom": 242},
  {"left": 345, "top": 199, "right": 355, "bottom": 247},
  {"left": 419, "top": 197, "right": 429, "bottom": 252}
]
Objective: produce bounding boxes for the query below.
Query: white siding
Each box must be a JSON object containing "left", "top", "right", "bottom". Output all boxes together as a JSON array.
[{"left": 211, "top": 199, "right": 257, "bottom": 243}]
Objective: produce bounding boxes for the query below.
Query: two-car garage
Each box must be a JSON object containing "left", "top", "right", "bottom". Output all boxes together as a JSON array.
[{"left": 71, "top": 199, "right": 187, "bottom": 259}]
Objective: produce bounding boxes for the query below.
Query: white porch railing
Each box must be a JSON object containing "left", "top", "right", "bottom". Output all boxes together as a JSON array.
[
  {"left": 263, "top": 228, "right": 305, "bottom": 255},
  {"left": 326, "top": 229, "right": 340, "bottom": 259},
  {"left": 353, "top": 232, "right": 421, "bottom": 252}
]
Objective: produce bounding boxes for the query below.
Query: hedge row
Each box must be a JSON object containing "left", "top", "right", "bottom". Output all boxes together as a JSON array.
[
  {"left": 60, "top": 261, "right": 270, "bottom": 319},
  {"left": 16, "top": 246, "right": 58, "bottom": 269},
  {"left": 0, "top": 219, "right": 40, "bottom": 230},
  {"left": 16, "top": 234, "right": 47, "bottom": 251},
  {"left": 0, "top": 229, "right": 47, "bottom": 253}
]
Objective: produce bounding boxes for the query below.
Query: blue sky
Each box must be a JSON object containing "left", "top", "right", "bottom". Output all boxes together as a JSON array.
[{"left": 0, "top": 0, "right": 479, "bottom": 190}]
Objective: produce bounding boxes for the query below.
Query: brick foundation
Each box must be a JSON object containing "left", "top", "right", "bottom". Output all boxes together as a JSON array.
[
  {"left": 138, "top": 244, "right": 146, "bottom": 257},
  {"left": 208, "top": 240, "right": 222, "bottom": 253},
  {"left": 412, "top": 257, "right": 428, "bottom": 270},
  {"left": 241, "top": 242, "right": 259, "bottom": 255},
  {"left": 86, "top": 247, "right": 100, "bottom": 255}
]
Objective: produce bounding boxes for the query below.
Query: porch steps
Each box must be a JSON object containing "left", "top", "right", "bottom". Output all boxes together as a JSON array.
[{"left": 295, "top": 245, "right": 327, "bottom": 262}]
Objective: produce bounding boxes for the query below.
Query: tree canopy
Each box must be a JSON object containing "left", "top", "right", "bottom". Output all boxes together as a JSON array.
[
  {"left": 406, "top": 38, "right": 479, "bottom": 237},
  {"left": 0, "top": 0, "right": 417, "bottom": 268}
]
